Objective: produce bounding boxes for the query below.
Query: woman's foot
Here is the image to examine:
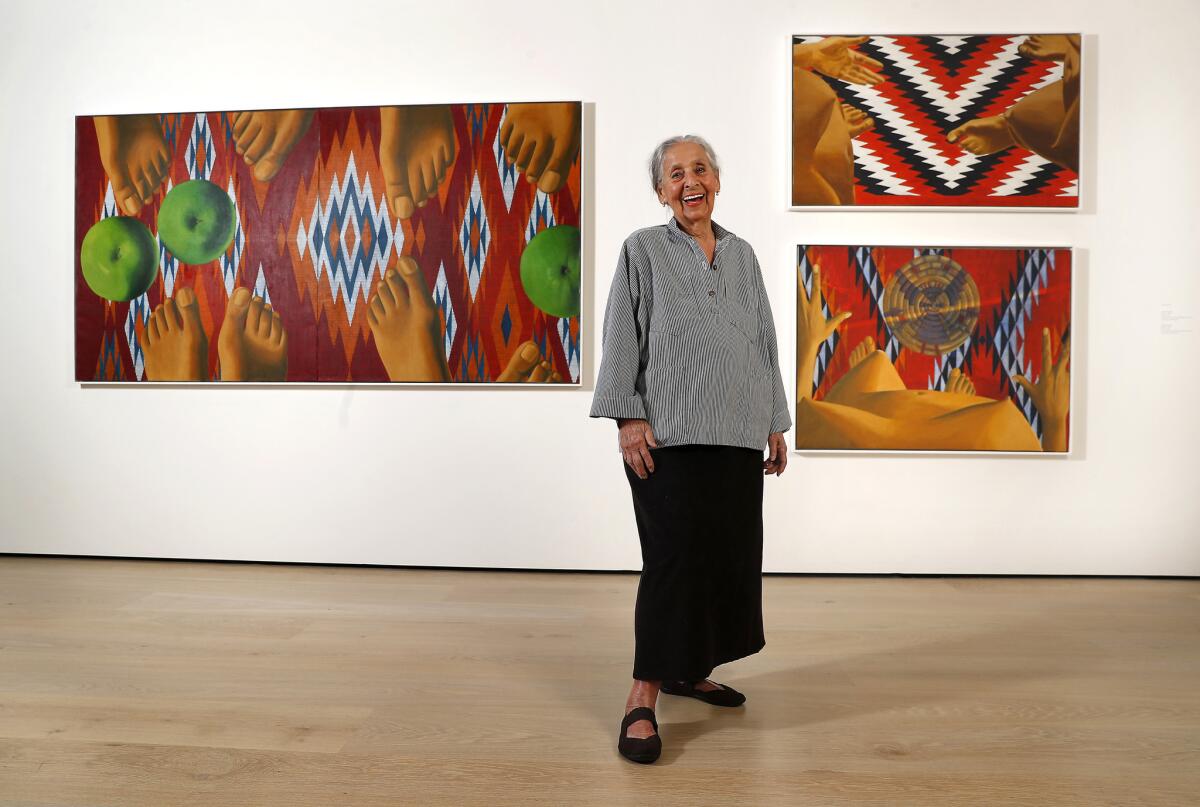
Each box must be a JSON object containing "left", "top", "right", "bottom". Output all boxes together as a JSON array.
[
  {"left": 618, "top": 706, "right": 661, "bottom": 764},
  {"left": 623, "top": 679, "right": 660, "bottom": 740},
  {"left": 661, "top": 678, "right": 746, "bottom": 707}
]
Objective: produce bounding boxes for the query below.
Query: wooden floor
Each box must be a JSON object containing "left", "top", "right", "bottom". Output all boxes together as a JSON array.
[{"left": 0, "top": 557, "right": 1196, "bottom": 807}]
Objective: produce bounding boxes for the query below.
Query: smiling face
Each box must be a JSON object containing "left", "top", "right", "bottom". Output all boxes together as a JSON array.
[{"left": 656, "top": 141, "right": 720, "bottom": 230}]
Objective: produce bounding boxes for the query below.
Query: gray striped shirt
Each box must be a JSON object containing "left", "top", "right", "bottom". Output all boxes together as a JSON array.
[{"left": 590, "top": 218, "right": 791, "bottom": 450}]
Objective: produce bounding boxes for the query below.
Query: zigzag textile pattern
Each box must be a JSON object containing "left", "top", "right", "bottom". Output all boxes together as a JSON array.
[{"left": 794, "top": 35, "right": 1080, "bottom": 207}]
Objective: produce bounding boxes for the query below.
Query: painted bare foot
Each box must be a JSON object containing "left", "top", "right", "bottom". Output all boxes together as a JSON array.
[
  {"left": 143, "top": 286, "right": 208, "bottom": 381},
  {"left": 849, "top": 336, "right": 876, "bottom": 368},
  {"left": 496, "top": 340, "right": 562, "bottom": 383},
  {"left": 379, "top": 105, "right": 456, "bottom": 220},
  {"left": 946, "top": 367, "right": 976, "bottom": 396},
  {"left": 366, "top": 258, "right": 450, "bottom": 382},
  {"left": 94, "top": 115, "right": 170, "bottom": 216},
  {"left": 217, "top": 287, "right": 288, "bottom": 381},
  {"left": 842, "top": 104, "right": 875, "bottom": 138},
  {"left": 230, "top": 109, "right": 314, "bottom": 182},
  {"left": 947, "top": 116, "right": 1016, "bottom": 155},
  {"left": 498, "top": 103, "right": 581, "bottom": 193}
]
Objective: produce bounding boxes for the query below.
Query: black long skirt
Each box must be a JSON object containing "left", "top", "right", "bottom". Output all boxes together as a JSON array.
[{"left": 624, "top": 444, "right": 765, "bottom": 682}]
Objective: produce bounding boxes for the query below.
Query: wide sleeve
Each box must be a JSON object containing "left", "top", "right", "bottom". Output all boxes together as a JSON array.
[
  {"left": 589, "top": 237, "right": 650, "bottom": 420},
  {"left": 755, "top": 253, "right": 793, "bottom": 434}
]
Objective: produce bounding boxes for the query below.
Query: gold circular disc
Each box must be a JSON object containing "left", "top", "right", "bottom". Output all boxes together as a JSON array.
[{"left": 881, "top": 255, "right": 980, "bottom": 356}]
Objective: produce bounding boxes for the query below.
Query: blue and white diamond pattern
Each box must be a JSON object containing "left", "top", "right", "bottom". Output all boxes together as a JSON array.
[
  {"left": 853, "top": 247, "right": 901, "bottom": 360},
  {"left": 492, "top": 105, "right": 519, "bottom": 212},
  {"left": 253, "top": 263, "right": 271, "bottom": 306},
  {"left": 186, "top": 113, "right": 215, "bottom": 181},
  {"left": 218, "top": 177, "right": 245, "bottom": 297},
  {"left": 460, "top": 171, "right": 490, "bottom": 302},
  {"left": 103, "top": 182, "right": 151, "bottom": 380},
  {"left": 154, "top": 180, "right": 180, "bottom": 298},
  {"left": 557, "top": 317, "right": 580, "bottom": 383},
  {"left": 123, "top": 293, "right": 151, "bottom": 382},
  {"left": 928, "top": 340, "right": 972, "bottom": 390},
  {"left": 102, "top": 181, "right": 119, "bottom": 219},
  {"left": 159, "top": 113, "right": 184, "bottom": 152},
  {"left": 993, "top": 249, "right": 1056, "bottom": 435},
  {"left": 799, "top": 250, "right": 840, "bottom": 392},
  {"left": 432, "top": 260, "right": 457, "bottom": 361},
  {"left": 295, "top": 152, "right": 399, "bottom": 323},
  {"left": 525, "top": 190, "right": 556, "bottom": 243}
]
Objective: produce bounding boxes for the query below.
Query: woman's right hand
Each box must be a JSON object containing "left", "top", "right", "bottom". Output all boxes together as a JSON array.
[{"left": 617, "top": 418, "right": 658, "bottom": 479}]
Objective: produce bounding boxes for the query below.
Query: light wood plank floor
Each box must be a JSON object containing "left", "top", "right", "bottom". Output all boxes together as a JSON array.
[{"left": 0, "top": 557, "right": 1196, "bottom": 806}]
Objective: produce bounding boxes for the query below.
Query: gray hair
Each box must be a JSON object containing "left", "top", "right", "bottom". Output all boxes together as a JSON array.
[{"left": 649, "top": 135, "right": 720, "bottom": 192}]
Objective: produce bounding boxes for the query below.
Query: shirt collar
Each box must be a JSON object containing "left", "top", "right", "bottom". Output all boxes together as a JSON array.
[{"left": 667, "top": 215, "right": 734, "bottom": 243}]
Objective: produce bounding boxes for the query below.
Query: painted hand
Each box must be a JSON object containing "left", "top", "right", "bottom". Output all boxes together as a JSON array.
[
  {"left": 947, "top": 116, "right": 1016, "bottom": 155},
  {"left": 1012, "top": 327, "right": 1071, "bottom": 452},
  {"left": 805, "top": 36, "right": 885, "bottom": 85},
  {"left": 1018, "top": 34, "right": 1077, "bottom": 62},
  {"left": 797, "top": 263, "right": 851, "bottom": 351}
]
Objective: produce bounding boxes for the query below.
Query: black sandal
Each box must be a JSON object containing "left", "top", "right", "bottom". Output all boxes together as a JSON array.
[
  {"left": 617, "top": 706, "right": 661, "bottom": 764},
  {"left": 661, "top": 679, "right": 746, "bottom": 707}
]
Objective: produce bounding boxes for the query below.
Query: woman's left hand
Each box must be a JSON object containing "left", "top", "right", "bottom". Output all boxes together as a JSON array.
[{"left": 763, "top": 433, "right": 788, "bottom": 476}]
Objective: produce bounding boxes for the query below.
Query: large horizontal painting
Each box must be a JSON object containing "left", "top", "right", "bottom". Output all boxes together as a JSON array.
[
  {"left": 791, "top": 35, "right": 1081, "bottom": 208},
  {"left": 796, "top": 246, "right": 1072, "bottom": 453},
  {"left": 74, "top": 102, "right": 582, "bottom": 383}
]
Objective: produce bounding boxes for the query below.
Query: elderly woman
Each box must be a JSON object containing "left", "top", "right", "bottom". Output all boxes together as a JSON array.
[{"left": 589, "top": 135, "right": 791, "bottom": 763}]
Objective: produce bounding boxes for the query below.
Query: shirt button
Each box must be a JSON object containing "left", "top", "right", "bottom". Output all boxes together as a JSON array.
[{"left": 708, "top": 290, "right": 715, "bottom": 296}]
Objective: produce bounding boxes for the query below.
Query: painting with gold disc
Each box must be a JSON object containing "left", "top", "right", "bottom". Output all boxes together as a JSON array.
[{"left": 796, "top": 246, "right": 1072, "bottom": 453}]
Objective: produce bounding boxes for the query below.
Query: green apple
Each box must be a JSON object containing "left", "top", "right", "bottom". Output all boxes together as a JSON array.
[
  {"left": 157, "top": 179, "right": 236, "bottom": 264},
  {"left": 520, "top": 225, "right": 580, "bottom": 318},
  {"left": 80, "top": 216, "right": 159, "bottom": 302}
]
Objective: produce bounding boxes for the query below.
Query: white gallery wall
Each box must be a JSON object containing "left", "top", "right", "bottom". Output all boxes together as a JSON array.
[{"left": 1, "top": 0, "right": 1197, "bottom": 575}]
